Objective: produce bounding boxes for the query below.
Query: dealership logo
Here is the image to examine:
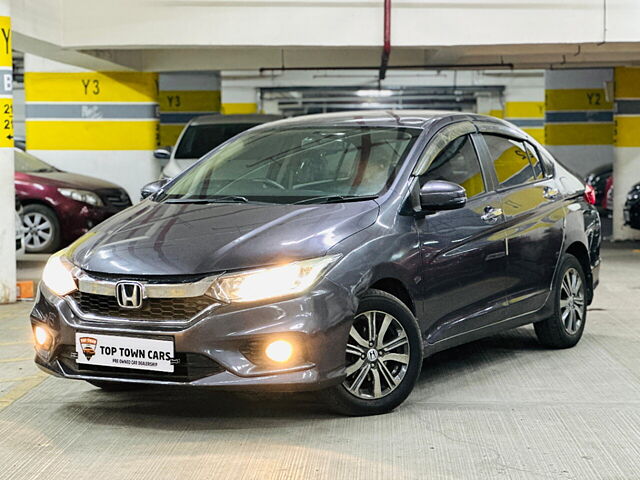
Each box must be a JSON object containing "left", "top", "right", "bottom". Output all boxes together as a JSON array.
[
  {"left": 115, "top": 281, "right": 144, "bottom": 309},
  {"left": 79, "top": 336, "right": 98, "bottom": 360}
]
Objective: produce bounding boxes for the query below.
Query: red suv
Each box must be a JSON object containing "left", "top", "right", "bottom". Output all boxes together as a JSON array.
[{"left": 14, "top": 149, "right": 132, "bottom": 253}]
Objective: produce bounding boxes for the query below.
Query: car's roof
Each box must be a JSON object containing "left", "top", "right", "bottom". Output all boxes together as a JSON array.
[
  {"left": 190, "top": 114, "right": 283, "bottom": 126},
  {"left": 261, "top": 110, "right": 509, "bottom": 131}
]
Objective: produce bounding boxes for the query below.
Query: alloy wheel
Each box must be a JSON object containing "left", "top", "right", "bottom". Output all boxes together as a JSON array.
[
  {"left": 560, "top": 267, "right": 585, "bottom": 334},
  {"left": 343, "top": 310, "right": 410, "bottom": 399},
  {"left": 23, "top": 212, "right": 53, "bottom": 250}
]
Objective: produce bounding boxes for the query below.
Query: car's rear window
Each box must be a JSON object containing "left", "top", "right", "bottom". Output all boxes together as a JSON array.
[{"left": 174, "top": 123, "right": 260, "bottom": 159}]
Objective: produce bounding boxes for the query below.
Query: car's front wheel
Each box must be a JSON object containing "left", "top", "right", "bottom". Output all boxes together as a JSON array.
[
  {"left": 321, "top": 289, "right": 422, "bottom": 416},
  {"left": 22, "top": 204, "right": 60, "bottom": 253},
  {"left": 534, "top": 254, "right": 588, "bottom": 349}
]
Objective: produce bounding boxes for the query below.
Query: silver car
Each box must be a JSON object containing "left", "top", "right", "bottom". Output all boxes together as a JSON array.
[{"left": 156, "top": 114, "right": 282, "bottom": 178}]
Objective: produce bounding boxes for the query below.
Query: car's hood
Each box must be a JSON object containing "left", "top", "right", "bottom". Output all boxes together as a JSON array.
[
  {"left": 70, "top": 200, "right": 379, "bottom": 276},
  {"left": 19, "top": 171, "right": 122, "bottom": 190}
]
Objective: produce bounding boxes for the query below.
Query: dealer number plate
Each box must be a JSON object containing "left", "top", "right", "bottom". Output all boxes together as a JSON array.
[{"left": 75, "top": 333, "right": 174, "bottom": 373}]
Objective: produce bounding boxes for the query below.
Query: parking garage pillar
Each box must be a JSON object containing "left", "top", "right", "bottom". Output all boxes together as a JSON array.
[
  {"left": 0, "top": 0, "right": 15, "bottom": 303},
  {"left": 613, "top": 67, "right": 640, "bottom": 240},
  {"left": 221, "top": 85, "right": 259, "bottom": 115},
  {"left": 503, "top": 83, "right": 544, "bottom": 144},
  {"left": 544, "top": 69, "right": 614, "bottom": 177},
  {"left": 24, "top": 55, "right": 160, "bottom": 199},
  {"left": 158, "top": 71, "right": 221, "bottom": 147}
]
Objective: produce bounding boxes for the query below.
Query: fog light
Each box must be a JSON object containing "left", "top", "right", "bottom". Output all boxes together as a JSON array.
[
  {"left": 265, "top": 340, "right": 293, "bottom": 363},
  {"left": 34, "top": 326, "right": 51, "bottom": 348}
]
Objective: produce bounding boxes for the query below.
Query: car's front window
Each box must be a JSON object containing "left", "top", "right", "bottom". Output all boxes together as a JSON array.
[
  {"left": 161, "top": 126, "right": 420, "bottom": 204},
  {"left": 14, "top": 150, "right": 57, "bottom": 173},
  {"left": 174, "top": 123, "right": 261, "bottom": 159}
]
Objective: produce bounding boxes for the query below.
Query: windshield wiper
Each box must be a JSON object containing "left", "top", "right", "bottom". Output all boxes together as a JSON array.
[
  {"left": 166, "top": 195, "right": 250, "bottom": 204},
  {"left": 294, "top": 194, "right": 378, "bottom": 205}
]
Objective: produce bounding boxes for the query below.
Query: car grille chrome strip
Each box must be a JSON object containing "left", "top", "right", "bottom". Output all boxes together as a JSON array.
[
  {"left": 64, "top": 294, "right": 222, "bottom": 327},
  {"left": 68, "top": 272, "right": 224, "bottom": 327},
  {"left": 76, "top": 272, "right": 219, "bottom": 298}
]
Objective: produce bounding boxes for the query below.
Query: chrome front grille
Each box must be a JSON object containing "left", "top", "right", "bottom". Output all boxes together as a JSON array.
[{"left": 68, "top": 291, "right": 217, "bottom": 324}]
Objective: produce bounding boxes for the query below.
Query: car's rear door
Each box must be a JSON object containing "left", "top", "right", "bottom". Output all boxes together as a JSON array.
[
  {"left": 475, "top": 125, "right": 565, "bottom": 316},
  {"left": 414, "top": 123, "right": 509, "bottom": 344}
]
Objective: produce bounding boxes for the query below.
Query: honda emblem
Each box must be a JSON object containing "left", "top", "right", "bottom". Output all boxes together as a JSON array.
[{"left": 115, "top": 281, "right": 144, "bottom": 309}]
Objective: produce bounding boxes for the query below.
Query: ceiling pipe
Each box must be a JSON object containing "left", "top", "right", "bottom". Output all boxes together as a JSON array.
[
  {"left": 259, "top": 63, "right": 515, "bottom": 73},
  {"left": 379, "top": 0, "right": 391, "bottom": 82}
]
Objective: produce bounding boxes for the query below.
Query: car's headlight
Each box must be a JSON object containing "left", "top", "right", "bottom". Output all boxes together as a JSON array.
[
  {"left": 58, "top": 188, "right": 103, "bottom": 206},
  {"left": 208, "top": 255, "right": 341, "bottom": 303},
  {"left": 42, "top": 251, "right": 78, "bottom": 296}
]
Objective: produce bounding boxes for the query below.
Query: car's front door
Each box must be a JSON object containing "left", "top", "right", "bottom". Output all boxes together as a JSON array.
[
  {"left": 414, "top": 129, "right": 509, "bottom": 344},
  {"left": 477, "top": 132, "right": 565, "bottom": 316}
]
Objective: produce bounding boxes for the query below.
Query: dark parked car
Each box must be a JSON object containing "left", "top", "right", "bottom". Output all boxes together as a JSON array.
[
  {"left": 32, "top": 111, "right": 601, "bottom": 415},
  {"left": 585, "top": 164, "right": 612, "bottom": 208},
  {"left": 624, "top": 182, "right": 640, "bottom": 229},
  {"left": 14, "top": 149, "right": 132, "bottom": 253}
]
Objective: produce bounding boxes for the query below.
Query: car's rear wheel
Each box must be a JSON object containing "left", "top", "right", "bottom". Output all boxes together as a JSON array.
[
  {"left": 321, "top": 289, "right": 422, "bottom": 416},
  {"left": 534, "top": 254, "right": 587, "bottom": 349},
  {"left": 22, "top": 204, "right": 60, "bottom": 253}
]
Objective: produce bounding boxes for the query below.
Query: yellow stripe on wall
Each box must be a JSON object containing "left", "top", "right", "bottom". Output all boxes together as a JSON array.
[
  {"left": 489, "top": 109, "right": 504, "bottom": 119},
  {"left": 615, "top": 116, "right": 640, "bottom": 147},
  {"left": 26, "top": 121, "right": 159, "bottom": 150},
  {"left": 545, "top": 89, "right": 612, "bottom": 111},
  {"left": 159, "top": 124, "right": 185, "bottom": 146},
  {"left": 615, "top": 67, "right": 640, "bottom": 99},
  {"left": 25, "top": 72, "right": 158, "bottom": 103},
  {"left": 522, "top": 127, "right": 545, "bottom": 144},
  {"left": 545, "top": 123, "right": 613, "bottom": 146},
  {"left": 221, "top": 103, "right": 258, "bottom": 115},
  {"left": 504, "top": 101, "right": 544, "bottom": 119},
  {"left": 159, "top": 90, "right": 221, "bottom": 112}
]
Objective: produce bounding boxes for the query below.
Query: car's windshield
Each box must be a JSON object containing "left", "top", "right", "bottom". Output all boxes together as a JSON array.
[
  {"left": 161, "top": 126, "right": 421, "bottom": 204},
  {"left": 174, "top": 123, "right": 261, "bottom": 159},
  {"left": 14, "top": 150, "right": 57, "bottom": 173}
]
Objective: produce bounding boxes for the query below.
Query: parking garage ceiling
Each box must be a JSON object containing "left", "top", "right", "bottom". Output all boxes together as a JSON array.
[{"left": 12, "top": 0, "right": 640, "bottom": 72}]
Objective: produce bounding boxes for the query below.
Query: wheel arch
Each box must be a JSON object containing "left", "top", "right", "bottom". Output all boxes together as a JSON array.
[
  {"left": 564, "top": 241, "right": 593, "bottom": 304},
  {"left": 369, "top": 277, "right": 416, "bottom": 315},
  {"left": 20, "top": 197, "right": 58, "bottom": 212}
]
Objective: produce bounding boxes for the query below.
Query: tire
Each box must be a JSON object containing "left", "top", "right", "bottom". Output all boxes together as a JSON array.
[
  {"left": 534, "top": 254, "right": 587, "bottom": 349},
  {"left": 87, "top": 380, "right": 148, "bottom": 391},
  {"left": 22, "top": 204, "right": 60, "bottom": 253},
  {"left": 321, "top": 289, "right": 423, "bottom": 416}
]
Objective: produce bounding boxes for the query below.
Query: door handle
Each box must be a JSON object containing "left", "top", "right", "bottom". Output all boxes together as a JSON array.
[
  {"left": 543, "top": 186, "right": 559, "bottom": 200},
  {"left": 481, "top": 206, "right": 503, "bottom": 223}
]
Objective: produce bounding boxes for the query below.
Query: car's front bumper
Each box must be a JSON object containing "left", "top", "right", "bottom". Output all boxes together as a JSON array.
[{"left": 30, "top": 282, "right": 353, "bottom": 391}]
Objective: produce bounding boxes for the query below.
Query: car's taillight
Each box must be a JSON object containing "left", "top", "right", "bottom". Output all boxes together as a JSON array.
[{"left": 584, "top": 184, "right": 596, "bottom": 205}]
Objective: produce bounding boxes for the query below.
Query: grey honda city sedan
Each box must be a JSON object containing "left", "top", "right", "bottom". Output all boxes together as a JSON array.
[{"left": 31, "top": 111, "right": 601, "bottom": 415}]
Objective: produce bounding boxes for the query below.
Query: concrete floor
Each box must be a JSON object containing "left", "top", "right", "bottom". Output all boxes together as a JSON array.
[{"left": 1, "top": 247, "right": 639, "bottom": 480}]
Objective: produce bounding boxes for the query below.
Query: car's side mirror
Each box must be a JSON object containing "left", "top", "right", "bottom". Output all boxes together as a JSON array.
[
  {"left": 153, "top": 146, "right": 172, "bottom": 160},
  {"left": 419, "top": 180, "right": 467, "bottom": 212},
  {"left": 140, "top": 179, "right": 169, "bottom": 200}
]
